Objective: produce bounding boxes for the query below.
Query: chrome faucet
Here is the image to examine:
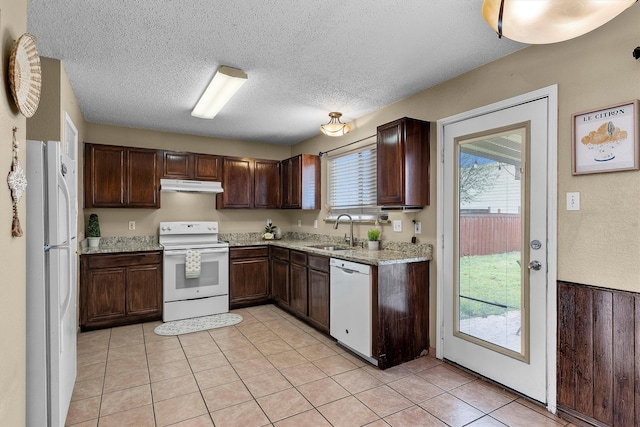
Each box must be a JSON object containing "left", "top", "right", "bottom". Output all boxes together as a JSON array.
[{"left": 333, "top": 213, "right": 354, "bottom": 247}]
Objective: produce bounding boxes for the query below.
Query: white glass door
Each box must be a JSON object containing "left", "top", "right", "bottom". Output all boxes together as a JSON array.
[{"left": 441, "top": 95, "right": 552, "bottom": 403}]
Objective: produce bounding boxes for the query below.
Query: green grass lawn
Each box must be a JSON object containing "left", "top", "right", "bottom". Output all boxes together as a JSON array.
[{"left": 458, "top": 251, "right": 522, "bottom": 319}]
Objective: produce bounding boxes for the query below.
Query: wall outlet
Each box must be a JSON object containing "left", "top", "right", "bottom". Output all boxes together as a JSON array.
[
  {"left": 313, "top": 219, "right": 318, "bottom": 228},
  {"left": 414, "top": 221, "right": 422, "bottom": 234},
  {"left": 566, "top": 192, "right": 580, "bottom": 211},
  {"left": 267, "top": 218, "right": 272, "bottom": 225},
  {"left": 128, "top": 221, "right": 135, "bottom": 230},
  {"left": 393, "top": 220, "right": 402, "bottom": 232},
  {"left": 297, "top": 219, "right": 302, "bottom": 227}
]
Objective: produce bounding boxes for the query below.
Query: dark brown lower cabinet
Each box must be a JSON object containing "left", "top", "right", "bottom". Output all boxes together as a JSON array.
[
  {"left": 557, "top": 281, "right": 640, "bottom": 427},
  {"left": 235, "top": 244, "right": 429, "bottom": 369},
  {"left": 270, "top": 246, "right": 289, "bottom": 306},
  {"left": 80, "top": 251, "right": 162, "bottom": 330},
  {"left": 289, "top": 251, "right": 308, "bottom": 317},
  {"left": 307, "top": 255, "right": 330, "bottom": 333},
  {"left": 270, "top": 249, "right": 330, "bottom": 333},
  {"left": 229, "top": 246, "right": 270, "bottom": 309},
  {"left": 374, "top": 261, "right": 430, "bottom": 369}
]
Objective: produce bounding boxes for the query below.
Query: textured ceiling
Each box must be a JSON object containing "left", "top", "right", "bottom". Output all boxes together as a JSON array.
[{"left": 27, "top": 0, "right": 525, "bottom": 145}]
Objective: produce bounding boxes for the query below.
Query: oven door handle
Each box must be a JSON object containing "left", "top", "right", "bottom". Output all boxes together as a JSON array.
[{"left": 164, "top": 248, "right": 229, "bottom": 256}]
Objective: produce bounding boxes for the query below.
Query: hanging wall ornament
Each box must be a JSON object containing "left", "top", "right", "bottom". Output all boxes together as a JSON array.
[
  {"left": 7, "top": 127, "right": 27, "bottom": 237},
  {"left": 8, "top": 33, "right": 42, "bottom": 117}
]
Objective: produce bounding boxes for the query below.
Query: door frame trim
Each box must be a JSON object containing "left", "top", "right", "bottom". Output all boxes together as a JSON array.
[{"left": 436, "top": 85, "right": 558, "bottom": 413}]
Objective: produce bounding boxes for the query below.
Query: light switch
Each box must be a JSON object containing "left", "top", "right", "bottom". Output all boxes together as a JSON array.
[
  {"left": 393, "top": 220, "right": 402, "bottom": 232},
  {"left": 566, "top": 192, "right": 580, "bottom": 211}
]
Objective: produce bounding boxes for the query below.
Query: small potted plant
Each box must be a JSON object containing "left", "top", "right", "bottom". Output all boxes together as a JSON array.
[
  {"left": 263, "top": 222, "right": 276, "bottom": 240},
  {"left": 87, "top": 213, "right": 101, "bottom": 248},
  {"left": 367, "top": 228, "right": 380, "bottom": 251}
]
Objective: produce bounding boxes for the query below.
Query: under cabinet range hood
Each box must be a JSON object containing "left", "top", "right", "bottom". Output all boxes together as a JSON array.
[{"left": 160, "top": 179, "right": 224, "bottom": 193}]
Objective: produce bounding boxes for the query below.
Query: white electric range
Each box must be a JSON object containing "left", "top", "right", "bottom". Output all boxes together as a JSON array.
[{"left": 159, "top": 221, "right": 229, "bottom": 321}]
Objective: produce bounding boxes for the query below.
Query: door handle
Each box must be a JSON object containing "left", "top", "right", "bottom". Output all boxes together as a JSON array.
[{"left": 528, "top": 260, "right": 542, "bottom": 271}]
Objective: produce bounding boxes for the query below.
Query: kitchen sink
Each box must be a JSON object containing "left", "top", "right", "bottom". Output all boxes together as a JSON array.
[{"left": 307, "top": 244, "right": 350, "bottom": 251}]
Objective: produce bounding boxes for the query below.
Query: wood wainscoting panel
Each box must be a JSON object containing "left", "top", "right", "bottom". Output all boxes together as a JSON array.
[{"left": 557, "top": 281, "right": 640, "bottom": 427}]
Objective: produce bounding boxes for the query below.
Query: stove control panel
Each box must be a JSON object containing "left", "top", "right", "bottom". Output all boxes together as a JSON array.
[{"left": 159, "top": 221, "right": 219, "bottom": 235}]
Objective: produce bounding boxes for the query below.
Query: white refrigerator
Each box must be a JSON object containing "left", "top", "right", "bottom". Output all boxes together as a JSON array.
[{"left": 26, "top": 140, "right": 78, "bottom": 427}]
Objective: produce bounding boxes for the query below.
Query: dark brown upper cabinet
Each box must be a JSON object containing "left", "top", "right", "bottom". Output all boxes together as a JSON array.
[
  {"left": 281, "top": 154, "right": 320, "bottom": 210},
  {"left": 254, "top": 159, "right": 281, "bottom": 209},
  {"left": 216, "top": 157, "right": 280, "bottom": 209},
  {"left": 376, "top": 117, "right": 430, "bottom": 207},
  {"left": 84, "top": 143, "right": 160, "bottom": 208},
  {"left": 161, "top": 151, "right": 221, "bottom": 181}
]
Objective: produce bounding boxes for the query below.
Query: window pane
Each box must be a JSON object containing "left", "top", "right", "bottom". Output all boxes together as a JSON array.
[
  {"left": 456, "top": 127, "right": 525, "bottom": 356},
  {"left": 328, "top": 144, "right": 377, "bottom": 210}
]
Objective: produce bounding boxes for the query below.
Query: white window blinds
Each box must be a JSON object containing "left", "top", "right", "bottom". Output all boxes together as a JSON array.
[{"left": 327, "top": 143, "right": 377, "bottom": 212}]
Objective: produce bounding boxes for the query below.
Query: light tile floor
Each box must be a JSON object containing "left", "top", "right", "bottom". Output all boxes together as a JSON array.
[{"left": 67, "top": 304, "right": 576, "bottom": 427}]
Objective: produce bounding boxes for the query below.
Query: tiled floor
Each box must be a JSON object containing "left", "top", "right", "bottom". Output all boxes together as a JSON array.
[{"left": 67, "top": 304, "right": 575, "bottom": 427}]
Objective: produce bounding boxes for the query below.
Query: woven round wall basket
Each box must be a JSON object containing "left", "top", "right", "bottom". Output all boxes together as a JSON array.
[{"left": 9, "top": 33, "right": 42, "bottom": 118}]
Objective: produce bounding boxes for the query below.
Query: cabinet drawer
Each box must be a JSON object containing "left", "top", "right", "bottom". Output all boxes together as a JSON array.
[
  {"left": 270, "top": 246, "right": 289, "bottom": 260},
  {"left": 308, "top": 254, "right": 330, "bottom": 272},
  {"left": 86, "top": 251, "right": 162, "bottom": 269},
  {"left": 230, "top": 246, "right": 268, "bottom": 259},
  {"left": 290, "top": 250, "right": 307, "bottom": 266}
]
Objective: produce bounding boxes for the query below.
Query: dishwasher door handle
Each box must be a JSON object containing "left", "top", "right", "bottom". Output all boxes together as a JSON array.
[{"left": 337, "top": 267, "right": 358, "bottom": 274}]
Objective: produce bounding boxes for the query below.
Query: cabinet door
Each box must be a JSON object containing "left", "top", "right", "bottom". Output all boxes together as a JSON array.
[
  {"left": 254, "top": 159, "right": 280, "bottom": 208},
  {"left": 300, "top": 154, "right": 321, "bottom": 210},
  {"left": 271, "top": 258, "right": 289, "bottom": 306},
  {"left": 230, "top": 256, "right": 269, "bottom": 307},
  {"left": 83, "top": 267, "right": 127, "bottom": 325},
  {"left": 289, "top": 262, "right": 308, "bottom": 317},
  {"left": 84, "top": 144, "right": 126, "bottom": 207},
  {"left": 377, "top": 118, "right": 430, "bottom": 207},
  {"left": 125, "top": 263, "right": 162, "bottom": 317},
  {"left": 194, "top": 154, "right": 222, "bottom": 181},
  {"left": 218, "top": 157, "right": 253, "bottom": 208},
  {"left": 281, "top": 156, "right": 301, "bottom": 208},
  {"left": 308, "top": 268, "right": 330, "bottom": 332},
  {"left": 377, "top": 120, "right": 405, "bottom": 206},
  {"left": 162, "top": 151, "right": 192, "bottom": 179},
  {"left": 281, "top": 154, "right": 320, "bottom": 210},
  {"left": 127, "top": 148, "right": 160, "bottom": 207}
]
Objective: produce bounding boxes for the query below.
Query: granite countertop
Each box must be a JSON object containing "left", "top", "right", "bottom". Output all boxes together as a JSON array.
[
  {"left": 226, "top": 237, "right": 433, "bottom": 266},
  {"left": 79, "top": 236, "right": 162, "bottom": 255},
  {"left": 79, "top": 233, "right": 433, "bottom": 266}
]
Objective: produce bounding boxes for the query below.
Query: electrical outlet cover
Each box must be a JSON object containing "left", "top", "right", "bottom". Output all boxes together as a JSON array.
[{"left": 393, "top": 220, "right": 402, "bottom": 232}]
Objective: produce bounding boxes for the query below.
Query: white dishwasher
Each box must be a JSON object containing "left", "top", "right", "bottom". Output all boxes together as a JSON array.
[{"left": 330, "top": 258, "right": 373, "bottom": 361}]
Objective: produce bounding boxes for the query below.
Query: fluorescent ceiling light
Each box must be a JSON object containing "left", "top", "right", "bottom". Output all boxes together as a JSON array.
[
  {"left": 482, "top": 0, "right": 637, "bottom": 44},
  {"left": 191, "top": 66, "right": 248, "bottom": 119}
]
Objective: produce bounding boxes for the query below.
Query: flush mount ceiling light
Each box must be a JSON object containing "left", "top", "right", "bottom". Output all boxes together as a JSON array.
[
  {"left": 320, "top": 112, "right": 351, "bottom": 137},
  {"left": 191, "top": 66, "right": 248, "bottom": 119},
  {"left": 482, "top": 0, "right": 637, "bottom": 44}
]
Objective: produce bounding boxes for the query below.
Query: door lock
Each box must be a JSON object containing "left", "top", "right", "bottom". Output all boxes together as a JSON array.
[{"left": 528, "top": 260, "right": 542, "bottom": 271}]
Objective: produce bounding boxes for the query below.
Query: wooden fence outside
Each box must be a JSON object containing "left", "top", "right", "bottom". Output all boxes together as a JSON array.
[{"left": 459, "top": 213, "right": 521, "bottom": 256}]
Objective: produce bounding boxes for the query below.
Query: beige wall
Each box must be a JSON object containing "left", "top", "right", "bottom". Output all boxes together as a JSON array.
[
  {"left": 294, "top": 6, "right": 640, "bottom": 296},
  {"left": 1, "top": 0, "right": 28, "bottom": 424},
  {"left": 26, "top": 57, "right": 61, "bottom": 141},
  {"left": 291, "top": 6, "right": 640, "bottom": 343}
]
